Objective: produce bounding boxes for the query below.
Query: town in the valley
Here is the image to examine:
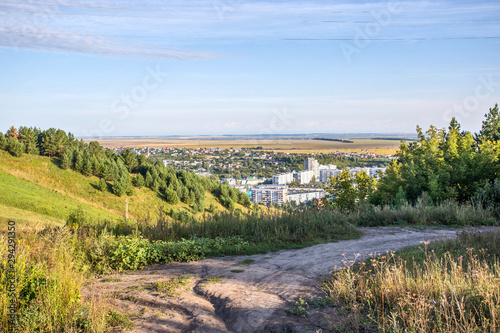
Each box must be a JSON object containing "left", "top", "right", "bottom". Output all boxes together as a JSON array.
[{"left": 108, "top": 146, "right": 390, "bottom": 206}]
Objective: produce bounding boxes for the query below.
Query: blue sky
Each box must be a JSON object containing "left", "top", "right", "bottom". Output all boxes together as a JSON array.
[{"left": 0, "top": 0, "right": 499, "bottom": 137}]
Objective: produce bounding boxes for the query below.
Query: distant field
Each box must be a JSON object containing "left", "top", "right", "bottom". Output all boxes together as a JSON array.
[{"left": 89, "top": 138, "right": 404, "bottom": 155}]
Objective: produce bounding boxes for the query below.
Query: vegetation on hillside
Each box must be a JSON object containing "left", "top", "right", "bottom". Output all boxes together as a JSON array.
[{"left": 326, "top": 105, "right": 500, "bottom": 217}]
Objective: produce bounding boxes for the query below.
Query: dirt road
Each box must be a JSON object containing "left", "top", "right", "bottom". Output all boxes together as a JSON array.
[{"left": 85, "top": 227, "right": 487, "bottom": 333}]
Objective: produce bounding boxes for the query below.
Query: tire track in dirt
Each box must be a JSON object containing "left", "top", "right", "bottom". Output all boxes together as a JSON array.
[{"left": 83, "top": 226, "right": 496, "bottom": 333}]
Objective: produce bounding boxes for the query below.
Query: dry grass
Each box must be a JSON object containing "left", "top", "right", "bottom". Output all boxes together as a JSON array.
[
  {"left": 90, "top": 138, "right": 402, "bottom": 155},
  {"left": 323, "top": 231, "right": 500, "bottom": 332}
]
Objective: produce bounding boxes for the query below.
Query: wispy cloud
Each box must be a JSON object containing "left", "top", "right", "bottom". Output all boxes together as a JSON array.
[{"left": 0, "top": 0, "right": 498, "bottom": 58}]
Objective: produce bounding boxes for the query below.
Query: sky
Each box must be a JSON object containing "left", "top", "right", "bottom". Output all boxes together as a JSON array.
[{"left": 0, "top": 0, "right": 499, "bottom": 137}]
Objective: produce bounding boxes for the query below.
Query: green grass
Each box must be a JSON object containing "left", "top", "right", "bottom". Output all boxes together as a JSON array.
[
  {"left": 150, "top": 276, "right": 192, "bottom": 296},
  {"left": 204, "top": 276, "right": 225, "bottom": 284},
  {"left": 230, "top": 269, "right": 245, "bottom": 273},
  {"left": 0, "top": 150, "right": 235, "bottom": 225},
  {"left": 100, "top": 278, "right": 122, "bottom": 283},
  {"left": 235, "top": 259, "right": 255, "bottom": 266},
  {"left": 0, "top": 203, "right": 63, "bottom": 229},
  {"left": 0, "top": 170, "right": 121, "bottom": 222}
]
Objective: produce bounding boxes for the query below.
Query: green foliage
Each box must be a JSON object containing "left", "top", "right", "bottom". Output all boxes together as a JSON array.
[
  {"left": 98, "top": 178, "right": 108, "bottom": 192},
  {"left": 132, "top": 173, "right": 145, "bottom": 188},
  {"left": 476, "top": 103, "right": 500, "bottom": 143},
  {"left": 61, "top": 149, "right": 73, "bottom": 170},
  {"left": 18, "top": 126, "right": 41, "bottom": 155},
  {"left": 0, "top": 131, "right": 5, "bottom": 150},
  {"left": 6, "top": 137, "right": 25, "bottom": 157},
  {"left": 474, "top": 178, "right": 500, "bottom": 217},
  {"left": 327, "top": 169, "right": 375, "bottom": 211},
  {"left": 375, "top": 113, "right": 500, "bottom": 204}
]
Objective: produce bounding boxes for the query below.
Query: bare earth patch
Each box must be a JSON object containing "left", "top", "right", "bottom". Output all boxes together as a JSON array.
[{"left": 83, "top": 226, "right": 494, "bottom": 333}]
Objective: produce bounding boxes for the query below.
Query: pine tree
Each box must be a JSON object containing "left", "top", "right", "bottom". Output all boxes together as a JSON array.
[
  {"left": 6, "top": 137, "right": 24, "bottom": 157},
  {"left": 165, "top": 186, "right": 179, "bottom": 204},
  {"left": 0, "top": 132, "right": 6, "bottom": 150},
  {"left": 74, "top": 150, "right": 84, "bottom": 172},
  {"left": 145, "top": 171, "right": 153, "bottom": 188},
  {"left": 133, "top": 173, "right": 145, "bottom": 188},
  {"left": 98, "top": 178, "right": 108, "bottom": 192},
  {"left": 112, "top": 170, "right": 130, "bottom": 197},
  {"left": 82, "top": 157, "right": 93, "bottom": 176},
  {"left": 61, "top": 149, "right": 73, "bottom": 170}
]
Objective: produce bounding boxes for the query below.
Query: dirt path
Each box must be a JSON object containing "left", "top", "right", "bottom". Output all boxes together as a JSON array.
[{"left": 84, "top": 227, "right": 491, "bottom": 333}]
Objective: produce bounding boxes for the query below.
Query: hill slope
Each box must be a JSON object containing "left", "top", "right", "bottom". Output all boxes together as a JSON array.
[{"left": 0, "top": 150, "right": 231, "bottom": 228}]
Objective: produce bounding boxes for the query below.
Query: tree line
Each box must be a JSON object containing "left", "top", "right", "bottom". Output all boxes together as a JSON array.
[
  {"left": 327, "top": 104, "right": 500, "bottom": 213},
  {"left": 0, "top": 127, "right": 251, "bottom": 211}
]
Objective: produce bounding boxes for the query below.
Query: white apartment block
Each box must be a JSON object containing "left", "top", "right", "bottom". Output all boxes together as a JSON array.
[
  {"left": 294, "top": 170, "right": 315, "bottom": 184},
  {"left": 251, "top": 186, "right": 288, "bottom": 206},
  {"left": 287, "top": 189, "right": 326, "bottom": 204},
  {"left": 304, "top": 157, "right": 320, "bottom": 178},
  {"left": 319, "top": 169, "right": 342, "bottom": 183},
  {"left": 272, "top": 172, "right": 295, "bottom": 185}
]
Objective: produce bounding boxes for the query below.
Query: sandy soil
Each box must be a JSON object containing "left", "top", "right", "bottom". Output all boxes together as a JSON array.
[{"left": 83, "top": 226, "right": 494, "bottom": 333}]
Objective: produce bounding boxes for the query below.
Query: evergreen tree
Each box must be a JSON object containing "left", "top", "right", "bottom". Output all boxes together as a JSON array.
[
  {"left": 61, "top": 149, "right": 73, "bottom": 170},
  {"left": 164, "top": 186, "right": 179, "bottom": 204},
  {"left": 112, "top": 168, "right": 130, "bottom": 197},
  {"left": 74, "top": 150, "right": 84, "bottom": 172},
  {"left": 6, "top": 126, "right": 18, "bottom": 139},
  {"left": 18, "top": 126, "right": 40, "bottom": 155},
  {"left": 6, "top": 137, "right": 25, "bottom": 157},
  {"left": 208, "top": 203, "right": 216, "bottom": 213},
  {"left": 98, "top": 178, "right": 108, "bottom": 192},
  {"left": 476, "top": 104, "right": 500, "bottom": 144},
  {"left": 82, "top": 156, "right": 93, "bottom": 176},
  {"left": 0, "top": 132, "right": 6, "bottom": 150},
  {"left": 145, "top": 171, "right": 153, "bottom": 188},
  {"left": 119, "top": 149, "right": 138, "bottom": 172},
  {"left": 133, "top": 173, "right": 145, "bottom": 188}
]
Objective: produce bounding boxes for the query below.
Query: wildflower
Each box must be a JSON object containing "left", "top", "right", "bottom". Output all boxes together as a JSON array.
[{"left": 458, "top": 256, "right": 463, "bottom": 260}]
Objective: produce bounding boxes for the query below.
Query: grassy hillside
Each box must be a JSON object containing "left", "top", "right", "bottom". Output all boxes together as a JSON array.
[{"left": 0, "top": 150, "right": 232, "bottom": 227}]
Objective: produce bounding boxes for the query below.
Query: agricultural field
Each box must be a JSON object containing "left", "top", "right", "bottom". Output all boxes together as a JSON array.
[{"left": 90, "top": 138, "right": 403, "bottom": 155}]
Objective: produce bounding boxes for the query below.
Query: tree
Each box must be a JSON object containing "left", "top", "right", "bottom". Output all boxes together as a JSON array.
[
  {"left": 164, "top": 186, "right": 179, "bottom": 204},
  {"left": 18, "top": 126, "right": 40, "bottom": 155},
  {"left": 61, "top": 149, "right": 73, "bottom": 170},
  {"left": 41, "top": 128, "right": 69, "bottom": 157},
  {"left": 476, "top": 104, "right": 500, "bottom": 144},
  {"left": 0, "top": 132, "right": 6, "bottom": 150},
  {"left": 208, "top": 203, "right": 217, "bottom": 213},
  {"left": 73, "top": 150, "right": 84, "bottom": 172},
  {"left": 326, "top": 168, "right": 357, "bottom": 212},
  {"left": 112, "top": 168, "right": 130, "bottom": 197},
  {"left": 355, "top": 170, "right": 376, "bottom": 203},
  {"left": 98, "top": 178, "right": 108, "bottom": 192},
  {"left": 6, "top": 137, "right": 25, "bottom": 157},
  {"left": 133, "top": 173, "right": 145, "bottom": 188},
  {"left": 145, "top": 171, "right": 153, "bottom": 188},
  {"left": 119, "top": 149, "right": 138, "bottom": 172},
  {"left": 6, "top": 126, "right": 18, "bottom": 139}
]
